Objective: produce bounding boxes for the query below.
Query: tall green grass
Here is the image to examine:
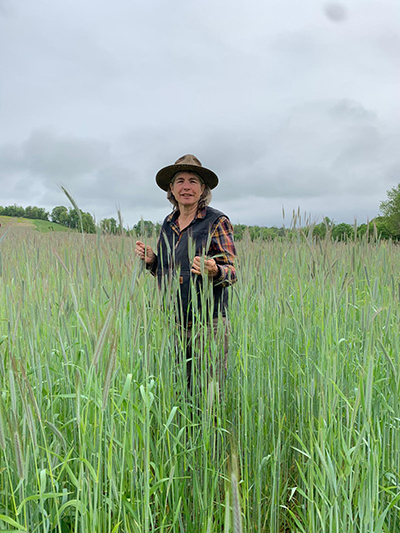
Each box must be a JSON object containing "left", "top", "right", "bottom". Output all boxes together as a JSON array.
[{"left": 0, "top": 227, "right": 399, "bottom": 532}]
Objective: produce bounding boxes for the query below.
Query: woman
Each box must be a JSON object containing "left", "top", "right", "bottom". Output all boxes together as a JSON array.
[{"left": 135, "top": 154, "right": 236, "bottom": 389}]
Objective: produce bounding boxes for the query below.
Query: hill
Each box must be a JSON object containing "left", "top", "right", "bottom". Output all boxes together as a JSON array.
[{"left": 0, "top": 216, "right": 70, "bottom": 233}]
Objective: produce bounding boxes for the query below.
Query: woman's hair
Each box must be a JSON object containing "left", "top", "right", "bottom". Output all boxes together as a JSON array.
[{"left": 167, "top": 171, "right": 212, "bottom": 211}]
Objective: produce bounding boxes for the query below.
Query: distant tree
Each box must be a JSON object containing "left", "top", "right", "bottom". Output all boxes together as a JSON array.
[
  {"left": 36, "top": 207, "right": 49, "bottom": 220},
  {"left": 16, "top": 204, "right": 25, "bottom": 217},
  {"left": 369, "top": 217, "right": 392, "bottom": 240},
  {"left": 357, "top": 223, "right": 368, "bottom": 239},
  {"left": 233, "top": 224, "right": 246, "bottom": 241},
  {"left": 51, "top": 206, "right": 69, "bottom": 225},
  {"left": 101, "top": 217, "right": 118, "bottom": 234},
  {"left": 81, "top": 212, "right": 96, "bottom": 234},
  {"left": 357, "top": 218, "right": 392, "bottom": 240},
  {"left": 249, "top": 226, "right": 261, "bottom": 241},
  {"left": 331, "top": 223, "right": 354, "bottom": 241},
  {"left": 260, "top": 227, "right": 277, "bottom": 240},
  {"left": 0, "top": 204, "right": 47, "bottom": 220},
  {"left": 24, "top": 206, "right": 37, "bottom": 219},
  {"left": 373, "top": 217, "right": 392, "bottom": 239},
  {"left": 323, "top": 216, "right": 334, "bottom": 229},
  {"left": 133, "top": 220, "right": 154, "bottom": 237},
  {"left": 66, "top": 208, "right": 80, "bottom": 229},
  {"left": 313, "top": 222, "right": 327, "bottom": 240},
  {"left": 3, "top": 204, "right": 25, "bottom": 217},
  {"left": 380, "top": 183, "right": 400, "bottom": 237}
]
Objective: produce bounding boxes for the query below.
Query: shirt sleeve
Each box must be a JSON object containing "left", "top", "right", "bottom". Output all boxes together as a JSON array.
[{"left": 208, "top": 216, "right": 237, "bottom": 286}]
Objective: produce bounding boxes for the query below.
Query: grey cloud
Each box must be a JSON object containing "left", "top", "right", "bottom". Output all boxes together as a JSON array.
[
  {"left": 2, "top": 0, "right": 400, "bottom": 228},
  {"left": 1, "top": 95, "right": 399, "bottom": 229},
  {"left": 0, "top": 143, "right": 24, "bottom": 172},
  {"left": 24, "top": 130, "right": 110, "bottom": 179},
  {"left": 329, "top": 99, "right": 376, "bottom": 122},
  {"left": 0, "top": 0, "right": 10, "bottom": 16},
  {"left": 201, "top": 98, "right": 400, "bottom": 205},
  {"left": 93, "top": 165, "right": 155, "bottom": 206},
  {"left": 0, "top": 130, "right": 111, "bottom": 182},
  {"left": 376, "top": 31, "right": 400, "bottom": 61}
]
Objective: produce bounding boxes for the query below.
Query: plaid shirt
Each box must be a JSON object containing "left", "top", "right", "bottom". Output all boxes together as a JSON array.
[{"left": 149, "top": 207, "right": 237, "bottom": 286}]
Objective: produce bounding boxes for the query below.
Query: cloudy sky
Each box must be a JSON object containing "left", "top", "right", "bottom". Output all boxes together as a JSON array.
[{"left": 1, "top": 0, "right": 399, "bottom": 227}]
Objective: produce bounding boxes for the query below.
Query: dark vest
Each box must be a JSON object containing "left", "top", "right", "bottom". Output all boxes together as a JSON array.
[{"left": 156, "top": 207, "right": 229, "bottom": 326}]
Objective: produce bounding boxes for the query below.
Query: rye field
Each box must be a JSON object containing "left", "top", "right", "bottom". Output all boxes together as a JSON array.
[{"left": 0, "top": 226, "right": 399, "bottom": 532}]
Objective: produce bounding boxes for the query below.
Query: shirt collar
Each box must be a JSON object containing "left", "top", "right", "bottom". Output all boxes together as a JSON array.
[{"left": 166, "top": 207, "right": 207, "bottom": 224}]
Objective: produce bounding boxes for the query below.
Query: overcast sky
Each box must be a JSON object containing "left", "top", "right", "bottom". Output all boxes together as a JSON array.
[{"left": 1, "top": 0, "right": 399, "bottom": 227}]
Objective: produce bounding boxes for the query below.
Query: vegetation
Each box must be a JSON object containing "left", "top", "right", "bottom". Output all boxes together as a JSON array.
[
  {"left": 0, "top": 216, "right": 71, "bottom": 234},
  {"left": 0, "top": 205, "right": 96, "bottom": 234},
  {"left": 0, "top": 204, "right": 49, "bottom": 220},
  {"left": 50, "top": 206, "right": 96, "bottom": 233},
  {"left": 32, "top": 219, "right": 72, "bottom": 233},
  {"left": 380, "top": 183, "right": 400, "bottom": 238},
  {"left": 0, "top": 227, "right": 399, "bottom": 532}
]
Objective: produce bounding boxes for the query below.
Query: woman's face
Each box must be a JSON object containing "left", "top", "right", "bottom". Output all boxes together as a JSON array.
[{"left": 170, "top": 172, "right": 205, "bottom": 210}]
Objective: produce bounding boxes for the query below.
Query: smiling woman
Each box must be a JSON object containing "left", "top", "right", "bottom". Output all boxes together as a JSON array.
[
  {"left": 135, "top": 154, "right": 237, "bottom": 391},
  {"left": 171, "top": 172, "right": 204, "bottom": 208},
  {"left": 166, "top": 170, "right": 213, "bottom": 215}
]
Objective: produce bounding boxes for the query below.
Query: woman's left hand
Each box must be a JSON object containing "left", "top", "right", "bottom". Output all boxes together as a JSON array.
[{"left": 191, "top": 256, "right": 219, "bottom": 278}]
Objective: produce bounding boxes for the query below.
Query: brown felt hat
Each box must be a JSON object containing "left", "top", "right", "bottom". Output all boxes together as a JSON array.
[{"left": 156, "top": 154, "right": 219, "bottom": 191}]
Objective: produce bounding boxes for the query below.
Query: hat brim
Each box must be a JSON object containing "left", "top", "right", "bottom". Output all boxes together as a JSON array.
[{"left": 156, "top": 164, "right": 219, "bottom": 191}]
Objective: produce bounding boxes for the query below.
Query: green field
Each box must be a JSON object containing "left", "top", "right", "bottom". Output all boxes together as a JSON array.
[{"left": 0, "top": 228, "right": 399, "bottom": 532}]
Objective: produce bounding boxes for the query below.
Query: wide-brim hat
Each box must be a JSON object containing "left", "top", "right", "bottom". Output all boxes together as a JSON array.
[{"left": 156, "top": 154, "right": 219, "bottom": 191}]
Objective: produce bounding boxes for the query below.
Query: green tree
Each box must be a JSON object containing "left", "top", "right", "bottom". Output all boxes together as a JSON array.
[
  {"left": 81, "top": 212, "right": 96, "bottom": 234},
  {"left": 24, "top": 206, "right": 36, "bottom": 219},
  {"left": 313, "top": 222, "right": 327, "bottom": 240},
  {"left": 249, "top": 226, "right": 261, "bottom": 241},
  {"left": 357, "top": 219, "right": 391, "bottom": 240},
  {"left": 357, "top": 223, "right": 368, "bottom": 239},
  {"left": 260, "top": 227, "right": 277, "bottom": 240},
  {"left": 331, "top": 223, "right": 354, "bottom": 241},
  {"left": 233, "top": 224, "right": 246, "bottom": 241},
  {"left": 66, "top": 208, "right": 80, "bottom": 229},
  {"left": 36, "top": 207, "right": 49, "bottom": 220},
  {"left": 3, "top": 204, "right": 25, "bottom": 217},
  {"left": 51, "top": 206, "right": 69, "bottom": 225},
  {"left": 101, "top": 217, "right": 118, "bottom": 234},
  {"left": 133, "top": 220, "right": 154, "bottom": 237},
  {"left": 373, "top": 217, "right": 392, "bottom": 239},
  {"left": 380, "top": 183, "right": 400, "bottom": 237}
]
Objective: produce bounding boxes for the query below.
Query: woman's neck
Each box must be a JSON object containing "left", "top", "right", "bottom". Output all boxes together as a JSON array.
[
  {"left": 178, "top": 203, "right": 198, "bottom": 219},
  {"left": 177, "top": 203, "right": 199, "bottom": 229}
]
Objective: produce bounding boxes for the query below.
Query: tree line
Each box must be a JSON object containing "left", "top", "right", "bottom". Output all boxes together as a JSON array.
[
  {"left": 1, "top": 183, "right": 400, "bottom": 240},
  {"left": 0, "top": 204, "right": 97, "bottom": 233},
  {"left": 132, "top": 217, "right": 393, "bottom": 241}
]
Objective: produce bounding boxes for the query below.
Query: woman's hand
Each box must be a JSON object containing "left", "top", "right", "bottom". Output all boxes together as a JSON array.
[
  {"left": 135, "top": 241, "right": 156, "bottom": 265},
  {"left": 191, "top": 256, "right": 219, "bottom": 278}
]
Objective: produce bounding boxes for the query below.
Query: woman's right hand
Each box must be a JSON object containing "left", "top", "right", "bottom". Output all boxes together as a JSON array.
[{"left": 135, "top": 241, "right": 156, "bottom": 264}]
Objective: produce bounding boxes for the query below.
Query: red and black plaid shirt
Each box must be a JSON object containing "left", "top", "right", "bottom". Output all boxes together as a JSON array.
[{"left": 161, "top": 207, "right": 237, "bottom": 286}]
